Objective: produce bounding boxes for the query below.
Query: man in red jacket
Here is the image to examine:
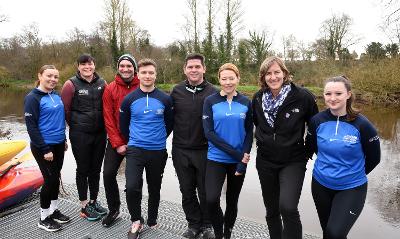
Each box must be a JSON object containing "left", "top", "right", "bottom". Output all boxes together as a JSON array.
[{"left": 102, "top": 54, "right": 139, "bottom": 227}]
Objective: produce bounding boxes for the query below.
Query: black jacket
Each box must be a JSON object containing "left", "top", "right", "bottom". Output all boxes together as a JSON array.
[
  {"left": 252, "top": 82, "right": 318, "bottom": 167},
  {"left": 171, "top": 80, "right": 218, "bottom": 149}
]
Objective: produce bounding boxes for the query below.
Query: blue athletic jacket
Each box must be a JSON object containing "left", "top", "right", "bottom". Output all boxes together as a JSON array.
[
  {"left": 24, "top": 88, "right": 66, "bottom": 154},
  {"left": 202, "top": 92, "right": 253, "bottom": 173},
  {"left": 307, "top": 109, "right": 381, "bottom": 190},
  {"left": 119, "top": 87, "right": 173, "bottom": 150}
]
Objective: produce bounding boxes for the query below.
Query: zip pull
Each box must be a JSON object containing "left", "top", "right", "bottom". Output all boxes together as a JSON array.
[{"left": 273, "top": 133, "right": 276, "bottom": 141}]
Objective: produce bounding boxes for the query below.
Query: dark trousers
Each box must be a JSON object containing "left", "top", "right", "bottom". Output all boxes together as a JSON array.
[
  {"left": 103, "top": 140, "right": 125, "bottom": 212},
  {"left": 125, "top": 146, "right": 167, "bottom": 226},
  {"left": 256, "top": 160, "right": 306, "bottom": 239},
  {"left": 31, "top": 142, "right": 65, "bottom": 209},
  {"left": 205, "top": 160, "right": 245, "bottom": 238},
  {"left": 312, "top": 178, "right": 367, "bottom": 239},
  {"left": 69, "top": 130, "right": 106, "bottom": 201},
  {"left": 172, "top": 146, "right": 211, "bottom": 230}
]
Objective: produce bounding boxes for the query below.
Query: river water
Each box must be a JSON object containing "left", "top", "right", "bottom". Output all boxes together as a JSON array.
[{"left": 1, "top": 89, "right": 399, "bottom": 238}]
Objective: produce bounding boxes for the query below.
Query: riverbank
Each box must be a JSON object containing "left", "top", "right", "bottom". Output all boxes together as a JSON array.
[{"left": 1, "top": 80, "right": 398, "bottom": 106}]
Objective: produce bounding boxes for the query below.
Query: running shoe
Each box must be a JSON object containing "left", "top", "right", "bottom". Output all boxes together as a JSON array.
[
  {"left": 102, "top": 210, "right": 119, "bottom": 227},
  {"left": 90, "top": 200, "right": 107, "bottom": 215},
  {"left": 38, "top": 216, "right": 62, "bottom": 232},
  {"left": 127, "top": 222, "right": 142, "bottom": 239},
  {"left": 80, "top": 204, "right": 101, "bottom": 221},
  {"left": 50, "top": 209, "right": 71, "bottom": 224}
]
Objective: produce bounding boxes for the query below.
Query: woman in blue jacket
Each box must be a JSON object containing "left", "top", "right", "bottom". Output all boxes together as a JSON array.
[
  {"left": 24, "top": 65, "right": 70, "bottom": 232},
  {"left": 202, "top": 63, "right": 253, "bottom": 239},
  {"left": 307, "top": 75, "right": 380, "bottom": 239}
]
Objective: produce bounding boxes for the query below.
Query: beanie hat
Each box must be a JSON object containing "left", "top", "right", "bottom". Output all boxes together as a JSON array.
[{"left": 117, "top": 54, "right": 138, "bottom": 72}]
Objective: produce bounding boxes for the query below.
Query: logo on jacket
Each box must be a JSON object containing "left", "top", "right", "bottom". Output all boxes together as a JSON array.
[
  {"left": 98, "top": 86, "right": 102, "bottom": 90},
  {"left": 240, "top": 113, "right": 246, "bottom": 119},
  {"left": 156, "top": 109, "right": 164, "bottom": 115},
  {"left": 144, "top": 109, "right": 152, "bottom": 114},
  {"left": 202, "top": 115, "right": 209, "bottom": 119},
  {"left": 343, "top": 135, "right": 358, "bottom": 143},
  {"left": 291, "top": 108, "right": 300, "bottom": 113},
  {"left": 78, "top": 89, "right": 89, "bottom": 95},
  {"left": 285, "top": 113, "right": 291, "bottom": 118},
  {"left": 226, "top": 112, "right": 234, "bottom": 116},
  {"left": 24, "top": 112, "right": 32, "bottom": 117}
]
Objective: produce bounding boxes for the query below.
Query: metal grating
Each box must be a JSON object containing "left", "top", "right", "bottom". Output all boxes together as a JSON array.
[{"left": 0, "top": 184, "right": 321, "bottom": 239}]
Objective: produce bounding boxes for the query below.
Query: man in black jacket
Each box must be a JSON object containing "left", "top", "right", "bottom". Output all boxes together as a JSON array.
[{"left": 170, "top": 53, "right": 217, "bottom": 239}]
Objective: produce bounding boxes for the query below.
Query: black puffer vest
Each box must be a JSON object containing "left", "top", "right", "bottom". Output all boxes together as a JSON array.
[{"left": 69, "top": 73, "right": 106, "bottom": 133}]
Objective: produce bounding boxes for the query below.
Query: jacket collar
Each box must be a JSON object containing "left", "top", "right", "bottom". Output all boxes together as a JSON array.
[{"left": 115, "top": 74, "right": 139, "bottom": 88}]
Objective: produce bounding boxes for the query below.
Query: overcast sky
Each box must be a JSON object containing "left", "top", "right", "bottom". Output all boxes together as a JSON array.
[{"left": 0, "top": 0, "right": 390, "bottom": 55}]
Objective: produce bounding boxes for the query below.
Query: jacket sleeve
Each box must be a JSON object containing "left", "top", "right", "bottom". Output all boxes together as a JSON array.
[
  {"left": 236, "top": 100, "right": 254, "bottom": 174},
  {"left": 202, "top": 97, "right": 243, "bottom": 162},
  {"left": 251, "top": 93, "right": 259, "bottom": 127},
  {"left": 61, "top": 80, "right": 74, "bottom": 126},
  {"left": 305, "top": 117, "right": 318, "bottom": 160},
  {"left": 361, "top": 119, "right": 381, "bottom": 174},
  {"left": 304, "top": 90, "right": 319, "bottom": 159},
  {"left": 103, "top": 85, "right": 126, "bottom": 148},
  {"left": 164, "top": 96, "right": 174, "bottom": 137},
  {"left": 24, "top": 94, "right": 51, "bottom": 154},
  {"left": 119, "top": 95, "right": 132, "bottom": 142}
]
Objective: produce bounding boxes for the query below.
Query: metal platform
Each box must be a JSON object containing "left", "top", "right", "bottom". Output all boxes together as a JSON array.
[{"left": 0, "top": 184, "right": 321, "bottom": 239}]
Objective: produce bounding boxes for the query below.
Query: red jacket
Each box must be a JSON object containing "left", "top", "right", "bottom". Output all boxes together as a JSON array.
[{"left": 103, "top": 74, "right": 139, "bottom": 148}]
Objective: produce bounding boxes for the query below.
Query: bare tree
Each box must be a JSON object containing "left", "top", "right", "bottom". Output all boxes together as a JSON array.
[
  {"left": 319, "top": 13, "right": 358, "bottom": 60},
  {"left": 282, "top": 34, "right": 300, "bottom": 61},
  {"left": 101, "top": 0, "right": 140, "bottom": 66},
  {"left": 203, "top": 0, "right": 217, "bottom": 68},
  {"left": 224, "top": 0, "right": 244, "bottom": 60},
  {"left": 184, "top": 0, "right": 201, "bottom": 53},
  {"left": 380, "top": 0, "right": 400, "bottom": 44}
]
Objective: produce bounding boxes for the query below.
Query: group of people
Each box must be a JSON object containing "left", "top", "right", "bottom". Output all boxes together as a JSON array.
[{"left": 24, "top": 52, "right": 381, "bottom": 239}]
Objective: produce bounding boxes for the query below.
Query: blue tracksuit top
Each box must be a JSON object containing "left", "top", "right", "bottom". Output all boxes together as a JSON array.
[
  {"left": 119, "top": 87, "right": 173, "bottom": 150},
  {"left": 24, "top": 88, "right": 66, "bottom": 154},
  {"left": 202, "top": 92, "right": 253, "bottom": 173},
  {"left": 307, "top": 109, "right": 380, "bottom": 190}
]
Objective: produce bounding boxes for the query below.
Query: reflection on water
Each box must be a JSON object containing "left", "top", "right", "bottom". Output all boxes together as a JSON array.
[{"left": 1, "top": 90, "right": 399, "bottom": 238}]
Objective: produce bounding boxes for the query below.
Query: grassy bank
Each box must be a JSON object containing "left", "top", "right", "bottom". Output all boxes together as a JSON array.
[{"left": 2, "top": 58, "right": 399, "bottom": 105}]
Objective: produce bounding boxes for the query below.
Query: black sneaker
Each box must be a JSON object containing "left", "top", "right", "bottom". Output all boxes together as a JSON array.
[
  {"left": 127, "top": 223, "right": 142, "bottom": 239},
  {"left": 38, "top": 217, "right": 62, "bottom": 232},
  {"left": 201, "top": 226, "right": 215, "bottom": 239},
  {"left": 223, "top": 227, "right": 232, "bottom": 239},
  {"left": 50, "top": 209, "right": 71, "bottom": 224},
  {"left": 102, "top": 210, "right": 119, "bottom": 227},
  {"left": 90, "top": 201, "right": 107, "bottom": 215},
  {"left": 80, "top": 204, "right": 101, "bottom": 221},
  {"left": 182, "top": 227, "right": 200, "bottom": 239}
]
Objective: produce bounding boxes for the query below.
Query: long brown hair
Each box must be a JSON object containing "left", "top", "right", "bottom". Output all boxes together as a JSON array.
[
  {"left": 258, "top": 56, "right": 292, "bottom": 91},
  {"left": 325, "top": 75, "right": 359, "bottom": 121},
  {"left": 35, "top": 65, "right": 57, "bottom": 87}
]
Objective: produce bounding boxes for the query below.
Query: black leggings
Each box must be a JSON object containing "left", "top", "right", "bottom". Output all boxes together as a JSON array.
[
  {"left": 125, "top": 146, "right": 167, "bottom": 226},
  {"left": 312, "top": 178, "right": 367, "bottom": 239},
  {"left": 31, "top": 142, "right": 65, "bottom": 209},
  {"left": 103, "top": 140, "right": 125, "bottom": 212},
  {"left": 69, "top": 130, "right": 106, "bottom": 201},
  {"left": 205, "top": 160, "right": 245, "bottom": 238},
  {"left": 256, "top": 161, "right": 306, "bottom": 239}
]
